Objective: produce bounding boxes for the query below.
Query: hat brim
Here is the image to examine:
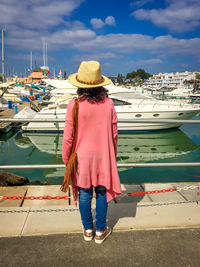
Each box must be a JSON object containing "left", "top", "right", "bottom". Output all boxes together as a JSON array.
[{"left": 68, "top": 73, "right": 111, "bottom": 88}]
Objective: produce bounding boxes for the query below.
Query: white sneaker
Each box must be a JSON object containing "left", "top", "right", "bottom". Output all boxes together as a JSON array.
[
  {"left": 94, "top": 226, "right": 112, "bottom": 244},
  {"left": 83, "top": 228, "right": 94, "bottom": 241}
]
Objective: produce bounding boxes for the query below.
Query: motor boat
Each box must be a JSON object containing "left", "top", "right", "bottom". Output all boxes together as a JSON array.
[{"left": 22, "top": 85, "right": 200, "bottom": 132}]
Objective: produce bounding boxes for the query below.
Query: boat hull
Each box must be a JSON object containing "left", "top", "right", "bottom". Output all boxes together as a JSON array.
[{"left": 22, "top": 108, "right": 199, "bottom": 132}]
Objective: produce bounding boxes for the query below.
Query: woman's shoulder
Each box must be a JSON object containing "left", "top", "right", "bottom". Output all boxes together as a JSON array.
[
  {"left": 105, "top": 97, "right": 114, "bottom": 107},
  {"left": 66, "top": 98, "right": 76, "bottom": 110},
  {"left": 68, "top": 97, "right": 76, "bottom": 105}
]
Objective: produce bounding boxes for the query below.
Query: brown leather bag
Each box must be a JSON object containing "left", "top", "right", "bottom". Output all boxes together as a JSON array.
[{"left": 60, "top": 98, "right": 79, "bottom": 193}]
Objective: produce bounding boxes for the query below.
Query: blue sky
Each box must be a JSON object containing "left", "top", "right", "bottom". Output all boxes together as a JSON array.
[{"left": 0, "top": 0, "right": 200, "bottom": 77}]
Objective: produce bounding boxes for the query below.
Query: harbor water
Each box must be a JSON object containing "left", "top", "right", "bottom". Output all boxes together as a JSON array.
[{"left": 0, "top": 116, "right": 200, "bottom": 185}]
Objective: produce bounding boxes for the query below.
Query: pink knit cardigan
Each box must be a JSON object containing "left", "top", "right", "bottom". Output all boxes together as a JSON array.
[{"left": 62, "top": 97, "right": 122, "bottom": 204}]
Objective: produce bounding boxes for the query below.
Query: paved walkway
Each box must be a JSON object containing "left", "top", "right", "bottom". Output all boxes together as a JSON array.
[
  {"left": 0, "top": 228, "right": 200, "bottom": 267},
  {"left": 0, "top": 183, "right": 200, "bottom": 266}
]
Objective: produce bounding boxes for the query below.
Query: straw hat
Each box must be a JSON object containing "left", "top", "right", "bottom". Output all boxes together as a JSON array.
[{"left": 68, "top": 61, "right": 111, "bottom": 88}]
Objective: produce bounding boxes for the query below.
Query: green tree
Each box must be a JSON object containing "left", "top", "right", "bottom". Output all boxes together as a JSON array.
[
  {"left": 136, "top": 69, "right": 151, "bottom": 80},
  {"left": 126, "top": 72, "right": 134, "bottom": 81},
  {"left": 125, "top": 69, "right": 151, "bottom": 82},
  {"left": 117, "top": 73, "right": 125, "bottom": 84},
  {"left": 196, "top": 73, "right": 200, "bottom": 80}
]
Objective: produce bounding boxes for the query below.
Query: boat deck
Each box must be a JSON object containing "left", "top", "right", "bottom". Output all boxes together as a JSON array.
[{"left": 0, "top": 100, "right": 40, "bottom": 132}]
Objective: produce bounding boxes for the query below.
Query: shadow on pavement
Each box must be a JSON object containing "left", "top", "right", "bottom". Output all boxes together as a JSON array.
[{"left": 107, "top": 184, "right": 146, "bottom": 228}]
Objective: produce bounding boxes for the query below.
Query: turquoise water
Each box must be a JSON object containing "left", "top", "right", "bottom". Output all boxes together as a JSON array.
[{"left": 0, "top": 116, "right": 200, "bottom": 184}]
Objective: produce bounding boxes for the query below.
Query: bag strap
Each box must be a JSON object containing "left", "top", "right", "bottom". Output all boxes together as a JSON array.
[{"left": 71, "top": 97, "right": 79, "bottom": 154}]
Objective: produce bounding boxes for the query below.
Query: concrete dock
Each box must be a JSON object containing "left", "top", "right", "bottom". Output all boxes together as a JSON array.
[
  {"left": 0, "top": 183, "right": 200, "bottom": 237},
  {"left": 0, "top": 183, "right": 200, "bottom": 266}
]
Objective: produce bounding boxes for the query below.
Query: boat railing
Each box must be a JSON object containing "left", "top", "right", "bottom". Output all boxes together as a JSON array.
[
  {"left": 153, "top": 100, "right": 160, "bottom": 108},
  {"left": 137, "top": 98, "right": 145, "bottom": 108}
]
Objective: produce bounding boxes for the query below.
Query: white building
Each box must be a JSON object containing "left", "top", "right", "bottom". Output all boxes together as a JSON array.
[{"left": 144, "top": 71, "right": 199, "bottom": 89}]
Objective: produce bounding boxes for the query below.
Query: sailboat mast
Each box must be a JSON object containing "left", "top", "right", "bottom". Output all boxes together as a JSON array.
[
  {"left": 30, "top": 50, "right": 32, "bottom": 72},
  {"left": 46, "top": 42, "right": 48, "bottom": 67},
  {"left": 42, "top": 38, "right": 46, "bottom": 66},
  {"left": 1, "top": 28, "right": 5, "bottom": 81}
]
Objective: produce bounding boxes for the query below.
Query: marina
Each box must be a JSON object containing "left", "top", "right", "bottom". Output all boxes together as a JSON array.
[
  {"left": 1, "top": 75, "right": 200, "bottom": 186},
  {"left": 1, "top": 1, "right": 200, "bottom": 265}
]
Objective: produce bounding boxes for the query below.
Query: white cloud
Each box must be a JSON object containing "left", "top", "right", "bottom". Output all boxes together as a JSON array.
[
  {"left": 72, "top": 33, "right": 200, "bottom": 59},
  {"left": 48, "top": 29, "right": 96, "bottom": 47},
  {"left": 72, "top": 52, "right": 120, "bottom": 62},
  {"left": 180, "top": 63, "right": 188, "bottom": 68},
  {"left": 132, "top": 0, "right": 200, "bottom": 32},
  {"left": 130, "top": 0, "right": 153, "bottom": 8},
  {"left": 105, "top": 16, "right": 116, "bottom": 26},
  {"left": 0, "top": 0, "right": 84, "bottom": 29},
  {"left": 9, "top": 53, "right": 55, "bottom": 63},
  {"left": 5, "top": 22, "right": 200, "bottom": 61},
  {"left": 90, "top": 16, "right": 116, "bottom": 29},
  {"left": 64, "top": 20, "right": 86, "bottom": 30},
  {"left": 5, "top": 25, "right": 96, "bottom": 51},
  {"left": 90, "top": 18, "right": 105, "bottom": 29},
  {"left": 125, "top": 59, "right": 162, "bottom": 65}
]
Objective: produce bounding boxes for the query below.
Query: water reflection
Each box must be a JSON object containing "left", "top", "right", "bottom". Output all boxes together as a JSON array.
[
  {"left": 0, "top": 124, "right": 196, "bottom": 184},
  {"left": 0, "top": 130, "right": 16, "bottom": 145},
  {"left": 18, "top": 129, "right": 199, "bottom": 162},
  {"left": 117, "top": 129, "right": 199, "bottom": 164}
]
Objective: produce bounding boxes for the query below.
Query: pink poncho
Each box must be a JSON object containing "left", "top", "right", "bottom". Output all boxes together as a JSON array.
[{"left": 62, "top": 97, "right": 122, "bottom": 204}]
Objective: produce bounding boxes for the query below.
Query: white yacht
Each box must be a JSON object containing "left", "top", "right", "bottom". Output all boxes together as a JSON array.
[
  {"left": 22, "top": 85, "right": 200, "bottom": 132},
  {"left": 164, "top": 88, "right": 194, "bottom": 98}
]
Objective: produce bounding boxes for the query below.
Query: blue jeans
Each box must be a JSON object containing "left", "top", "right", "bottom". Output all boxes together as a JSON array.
[{"left": 78, "top": 185, "right": 108, "bottom": 231}]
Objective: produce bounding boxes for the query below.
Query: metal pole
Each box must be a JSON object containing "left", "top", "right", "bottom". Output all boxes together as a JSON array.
[
  {"left": 30, "top": 50, "right": 32, "bottom": 83},
  {"left": 0, "top": 162, "right": 200, "bottom": 169},
  {"left": 1, "top": 28, "right": 5, "bottom": 81},
  {"left": 0, "top": 118, "right": 200, "bottom": 124}
]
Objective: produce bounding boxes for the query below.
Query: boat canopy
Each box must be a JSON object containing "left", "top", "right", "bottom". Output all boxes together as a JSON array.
[
  {"left": 42, "top": 79, "right": 77, "bottom": 89},
  {"left": 0, "top": 82, "right": 15, "bottom": 88}
]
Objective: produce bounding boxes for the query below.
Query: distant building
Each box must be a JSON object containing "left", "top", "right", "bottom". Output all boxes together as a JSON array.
[
  {"left": 6, "top": 72, "right": 44, "bottom": 84},
  {"left": 144, "top": 71, "right": 200, "bottom": 89},
  {"left": 29, "top": 71, "right": 43, "bottom": 83}
]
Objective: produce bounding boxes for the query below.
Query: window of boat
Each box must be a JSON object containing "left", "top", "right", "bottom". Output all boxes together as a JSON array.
[
  {"left": 135, "top": 114, "right": 142, "bottom": 117},
  {"left": 153, "top": 113, "right": 160, "bottom": 117},
  {"left": 111, "top": 98, "right": 131, "bottom": 106},
  {"left": 178, "top": 113, "right": 184, "bottom": 116}
]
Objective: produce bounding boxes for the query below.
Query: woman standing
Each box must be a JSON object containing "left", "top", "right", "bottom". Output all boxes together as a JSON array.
[{"left": 62, "top": 61, "right": 121, "bottom": 244}]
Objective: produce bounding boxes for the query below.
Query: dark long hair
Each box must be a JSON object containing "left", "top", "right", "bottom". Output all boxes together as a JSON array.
[{"left": 77, "top": 86, "right": 108, "bottom": 103}]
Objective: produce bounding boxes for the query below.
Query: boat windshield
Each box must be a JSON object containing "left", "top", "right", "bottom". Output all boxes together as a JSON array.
[
  {"left": 111, "top": 98, "right": 132, "bottom": 106},
  {"left": 111, "top": 92, "right": 152, "bottom": 99}
]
